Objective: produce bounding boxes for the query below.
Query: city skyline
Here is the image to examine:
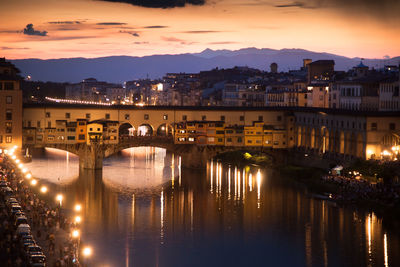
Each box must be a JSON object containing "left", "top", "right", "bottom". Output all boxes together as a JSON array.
[{"left": 1, "top": 0, "right": 400, "bottom": 59}]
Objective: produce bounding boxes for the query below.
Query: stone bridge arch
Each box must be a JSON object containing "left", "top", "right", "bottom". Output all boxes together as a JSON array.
[
  {"left": 156, "top": 123, "right": 174, "bottom": 137},
  {"left": 137, "top": 124, "right": 154, "bottom": 136},
  {"left": 119, "top": 123, "right": 135, "bottom": 137}
]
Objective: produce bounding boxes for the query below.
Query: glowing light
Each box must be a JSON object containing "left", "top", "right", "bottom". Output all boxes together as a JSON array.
[
  {"left": 40, "top": 186, "right": 48, "bottom": 193},
  {"left": 74, "top": 204, "right": 82, "bottom": 212},
  {"left": 22, "top": 168, "right": 28, "bottom": 173},
  {"left": 0, "top": 149, "right": 2, "bottom": 154},
  {"left": 18, "top": 163, "right": 23, "bottom": 168},
  {"left": 56, "top": 194, "right": 63, "bottom": 205},
  {"left": 25, "top": 173, "right": 32, "bottom": 179},
  {"left": 12, "top": 155, "right": 16, "bottom": 160},
  {"left": 15, "top": 159, "right": 20, "bottom": 163},
  {"left": 384, "top": 233, "right": 389, "bottom": 267},
  {"left": 72, "top": 229, "right": 80, "bottom": 239},
  {"left": 31, "top": 179, "right": 37, "bottom": 186},
  {"left": 82, "top": 246, "right": 92, "bottom": 257},
  {"left": 249, "top": 173, "right": 253, "bottom": 192},
  {"left": 74, "top": 216, "right": 82, "bottom": 224},
  {"left": 381, "top": 150, "right": 392, "bottom": 156},
  {"left": 45, "top": 97, "right": 112, "bottom": 106}
]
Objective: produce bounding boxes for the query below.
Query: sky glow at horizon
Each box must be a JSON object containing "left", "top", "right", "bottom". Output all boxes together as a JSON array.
[{"left": 0, "top": 0, "right": 399, "bottom": 59}]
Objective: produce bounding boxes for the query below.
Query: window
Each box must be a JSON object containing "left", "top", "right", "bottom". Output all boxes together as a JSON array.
[
  {"left": 48, "top": 121, "right": 51, "bottom": 128},
  {"left": 218, "top": 138, "right": 223, "bottom": 142},
  {"left": 37, "top": 121, "right": 41, "bottom": 128},
  {"left": 144, "top": 114, "right": 149, "bottom": 120},
  {"left": 178, "top": 137, "right": 186, "bottom": 142},
  {"left": 46, "top": 112, "right": 50, "bottom": 118},
  {"left": 277, "top": 116, "right": 282, "bottom": 121},
  {"left": 220, "top": 116, "right": 225, "bottom": 121},
  {"left": 163, "top": 114, "right": 168, "bottom": 120},
  {"left": 240, "top": 116, "right": 244, "bottom": 121},
  {"left": 202, "top": 115, "right": 206, "bottom": 121},
  {"left": 188, "top": 137, "right": 195, "bottom": 142},
  {"left": 65, "top": 113, "right": 70, "bottom": 119},
  {"left": 79, "top": 134, "right": 85, "bottom": 140},
  {"left": 389, "top": 123, "right": 396, "bottom": 131},
  {"left": 97, "top": 128, "right": 100, "bottom": 131},
  {"left": 86, "top": 113, "right": 91, "bottom": 119},
  {"left": 6, "top": 110, "right": 12, "bottom": 120},
  {"left": 125, "top": 114, "right": 130, "bottom": 120},
  {"left": 258, "top": 116, "right": 263, "bottom": 121},
  {"left": 182, "top": 115, "right": 187, "bottom": 121},
  {"left": 105, "top": 113, "right": 110, "bottom": 119},
  {"left": 27, "top": 121, "right": 31, "bottom": 127},
  {"left": 5, "top": 122, "right": 12, "bottom": 133},
  {"left": 227, "top": 138, "right": 232, "bottom": 142},
  {"left": 4, "top": 82, "right": 14, "bottom": 90},
  {"left": 6, "top": 96, "right": 12, "bottom": 104},
  {"left": 6, "top": 136, "right": 12, "bottom": 143},
  {"left": 90, "top": 128, "right": 93, "bottom": 131},
  {"left": 67, "top": 136, "right": 75, "bottom": 140},
  {"left": 371, "top": 123, "right": 377, "bottom": 131}
]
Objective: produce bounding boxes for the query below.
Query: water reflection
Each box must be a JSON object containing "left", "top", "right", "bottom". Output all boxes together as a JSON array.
[{"left": 25, "top": 150, "right": 400, "bottom": 267}]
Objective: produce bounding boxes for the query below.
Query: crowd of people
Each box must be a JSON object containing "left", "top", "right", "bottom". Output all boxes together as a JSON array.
[
  {"left": 322, "top": 174, "right": 400, "bottom": 205},
  {"left": 0, "top": 155, "right": 81, "bottom": 267}
]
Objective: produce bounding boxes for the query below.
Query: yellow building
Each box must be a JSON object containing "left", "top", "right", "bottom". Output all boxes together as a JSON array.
[
  {"left": 55, "top": 120, "right": 67, "bottom": 144},
  {"left": 244, "top": 121, "right": 264, "bottom": 147},
  {"left": 225, "top": 126, "right": 244, "bottom": 147},
  {"left": 0, "top": 58, "right": 23, "bottom": 151},
  {"left": 214, "top": 122, "right": 225, "bottom": 146},
  {"left": 76, "top": 119, "right": 87, "bottom": 143},
  {"left": 87, "top": 122, "right": 103, "bottom": 144},
  {"left": 66, "top": 122, "right": 77, "bottom": 144},
  {"left": 262, "top": 125, "right": 273, "bottom": 148},
  {"left": 174, "top": 122, "right": 189, "bottom": 144}
]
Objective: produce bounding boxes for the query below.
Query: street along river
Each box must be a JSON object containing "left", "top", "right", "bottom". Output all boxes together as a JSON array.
[{"left": 26, "top": 147, "right": 400, "bottom": 267}]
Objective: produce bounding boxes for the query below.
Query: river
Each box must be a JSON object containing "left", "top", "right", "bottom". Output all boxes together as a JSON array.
[{"left": 25, "top": 147, "right": 400, "bottom": 267}]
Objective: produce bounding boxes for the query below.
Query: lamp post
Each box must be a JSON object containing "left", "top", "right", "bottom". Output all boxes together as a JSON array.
[{"left": 82, "top": 246, "right": 92, "bottom": 267}]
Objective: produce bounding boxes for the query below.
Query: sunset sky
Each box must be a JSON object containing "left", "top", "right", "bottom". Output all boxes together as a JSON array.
[{"left": 1, "top": 0, "right": 399, "bottom": 59}]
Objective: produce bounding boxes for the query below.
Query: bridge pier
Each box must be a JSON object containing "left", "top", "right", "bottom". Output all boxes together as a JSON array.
[{"left": 78, "top": 143, "right": 104, "bottom": 170}]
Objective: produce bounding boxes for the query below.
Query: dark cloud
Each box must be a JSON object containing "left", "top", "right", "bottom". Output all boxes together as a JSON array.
[
  {"left": 96, "top": 22, "right": 127, "bottom": 25},
  {"left": 97, "top": 0, "right": 206, "bottom": 8},
  {"left": 48, "top": 21, "right": 81, "bottom": 24},
  {"left": 143, "top": 25, "right": 168, "bottom": 29},
  {"left": 23, "top": 24, "right": 47, "bottom": 36},
  {"left": 181, "top": 30, "right": 221, "bottom": 34},
  {"left": 120, "top": 30, "right": 140, "bottom": 37},
  {"left": 275, "top": 0, "right": 400, "bottom": 20}
]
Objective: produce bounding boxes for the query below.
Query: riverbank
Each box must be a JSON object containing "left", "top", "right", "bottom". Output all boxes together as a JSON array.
[
  {"left": 0, "top": 155, "right": 79, "bottom": 266},
  {"left": 214, "top": 149, "right": 400, "bottom": 217}
]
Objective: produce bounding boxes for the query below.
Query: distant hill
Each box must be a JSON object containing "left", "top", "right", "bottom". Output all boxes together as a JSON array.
[{"left": 11, "top": 48, "right": 400, "bottom": 83}]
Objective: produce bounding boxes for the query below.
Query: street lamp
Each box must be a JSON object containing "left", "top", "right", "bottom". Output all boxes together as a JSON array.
[
  {"left": 74, "top": 204, "right": 82, "bottom": 212},
  {"left": 25, "top": 173, "right": 32, "bottom": 179},
  {"left": 31, "top": 179, "right": 37, "bottom": 186},
  {"left": 74, "top": 215, "right": 82, "bottom": 224},
  {"left": 40, "top": 186, "right": 48, "bottom": 193},
  {"left": 56, "top": 194, "right": 63, "bottom": 206}
]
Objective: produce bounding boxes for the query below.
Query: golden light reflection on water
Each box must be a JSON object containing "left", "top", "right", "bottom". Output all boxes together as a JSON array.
[{"left": 26, "top": 151, "right": 400, "bottom": 267}]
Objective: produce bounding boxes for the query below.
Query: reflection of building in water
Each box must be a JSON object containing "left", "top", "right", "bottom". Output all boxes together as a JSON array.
[{"left": 66, "top": 169, "right": 118, "bottom": 232}]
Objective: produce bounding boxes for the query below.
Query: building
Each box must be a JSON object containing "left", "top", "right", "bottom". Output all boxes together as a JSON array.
[
  {"left": 379, "top": 77, "right": 400, "bottom": 111},
  {"left": 307, "top": 60, "right": 335, "bottom": 83},
  {"left": 0, "top": 58, "right": 23, "bottom": 151},
  {"left": 223, "top": 83, "right": 265, "bottom": 107},
  {"left": 306, "top": 82, "right": 330, "bottom": 108}
]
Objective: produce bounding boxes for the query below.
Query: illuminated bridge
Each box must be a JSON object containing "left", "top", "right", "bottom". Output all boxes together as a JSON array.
[{"left": 21, "top": 103, "right": 400, "bottom": 169}]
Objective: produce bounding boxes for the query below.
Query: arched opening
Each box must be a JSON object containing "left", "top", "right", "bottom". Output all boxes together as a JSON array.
[
  {"left": 119, "top": 123, "right": 135, "bottom": 137},
  {"left": 137, "top": 124, "right": 153, "bottom": 136},
  {"left": 297, "top": 126, "right": 302, "bottom": 147},
  {"left": 310, "top": 128, "right": 316, "bottom": 149},
  {"left": 156, "top": 123, "right": 173, "bottom": 137},
  {"left": 356, "top": 133, "right": 364, "bottom": 158},
  {"left": 340, "top": 131, "right": 345, "bottom": 154},
  {"left": 321, "top": 127, "right": 329, "bottom": 153}
]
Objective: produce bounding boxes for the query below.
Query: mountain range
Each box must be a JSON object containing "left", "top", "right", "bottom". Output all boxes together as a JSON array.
[{"left": 11, "top": 48, "right": 400, "bottom": 83}]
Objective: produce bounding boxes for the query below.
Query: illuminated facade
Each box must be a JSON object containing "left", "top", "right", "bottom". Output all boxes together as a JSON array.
[{"left": 0, "top": 58, "right": 23, "bottom": 151}]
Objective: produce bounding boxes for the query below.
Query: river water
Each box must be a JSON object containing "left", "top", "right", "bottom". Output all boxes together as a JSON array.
[{"left": 25, "top": 147, "right": 400, "bottom": 267}]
